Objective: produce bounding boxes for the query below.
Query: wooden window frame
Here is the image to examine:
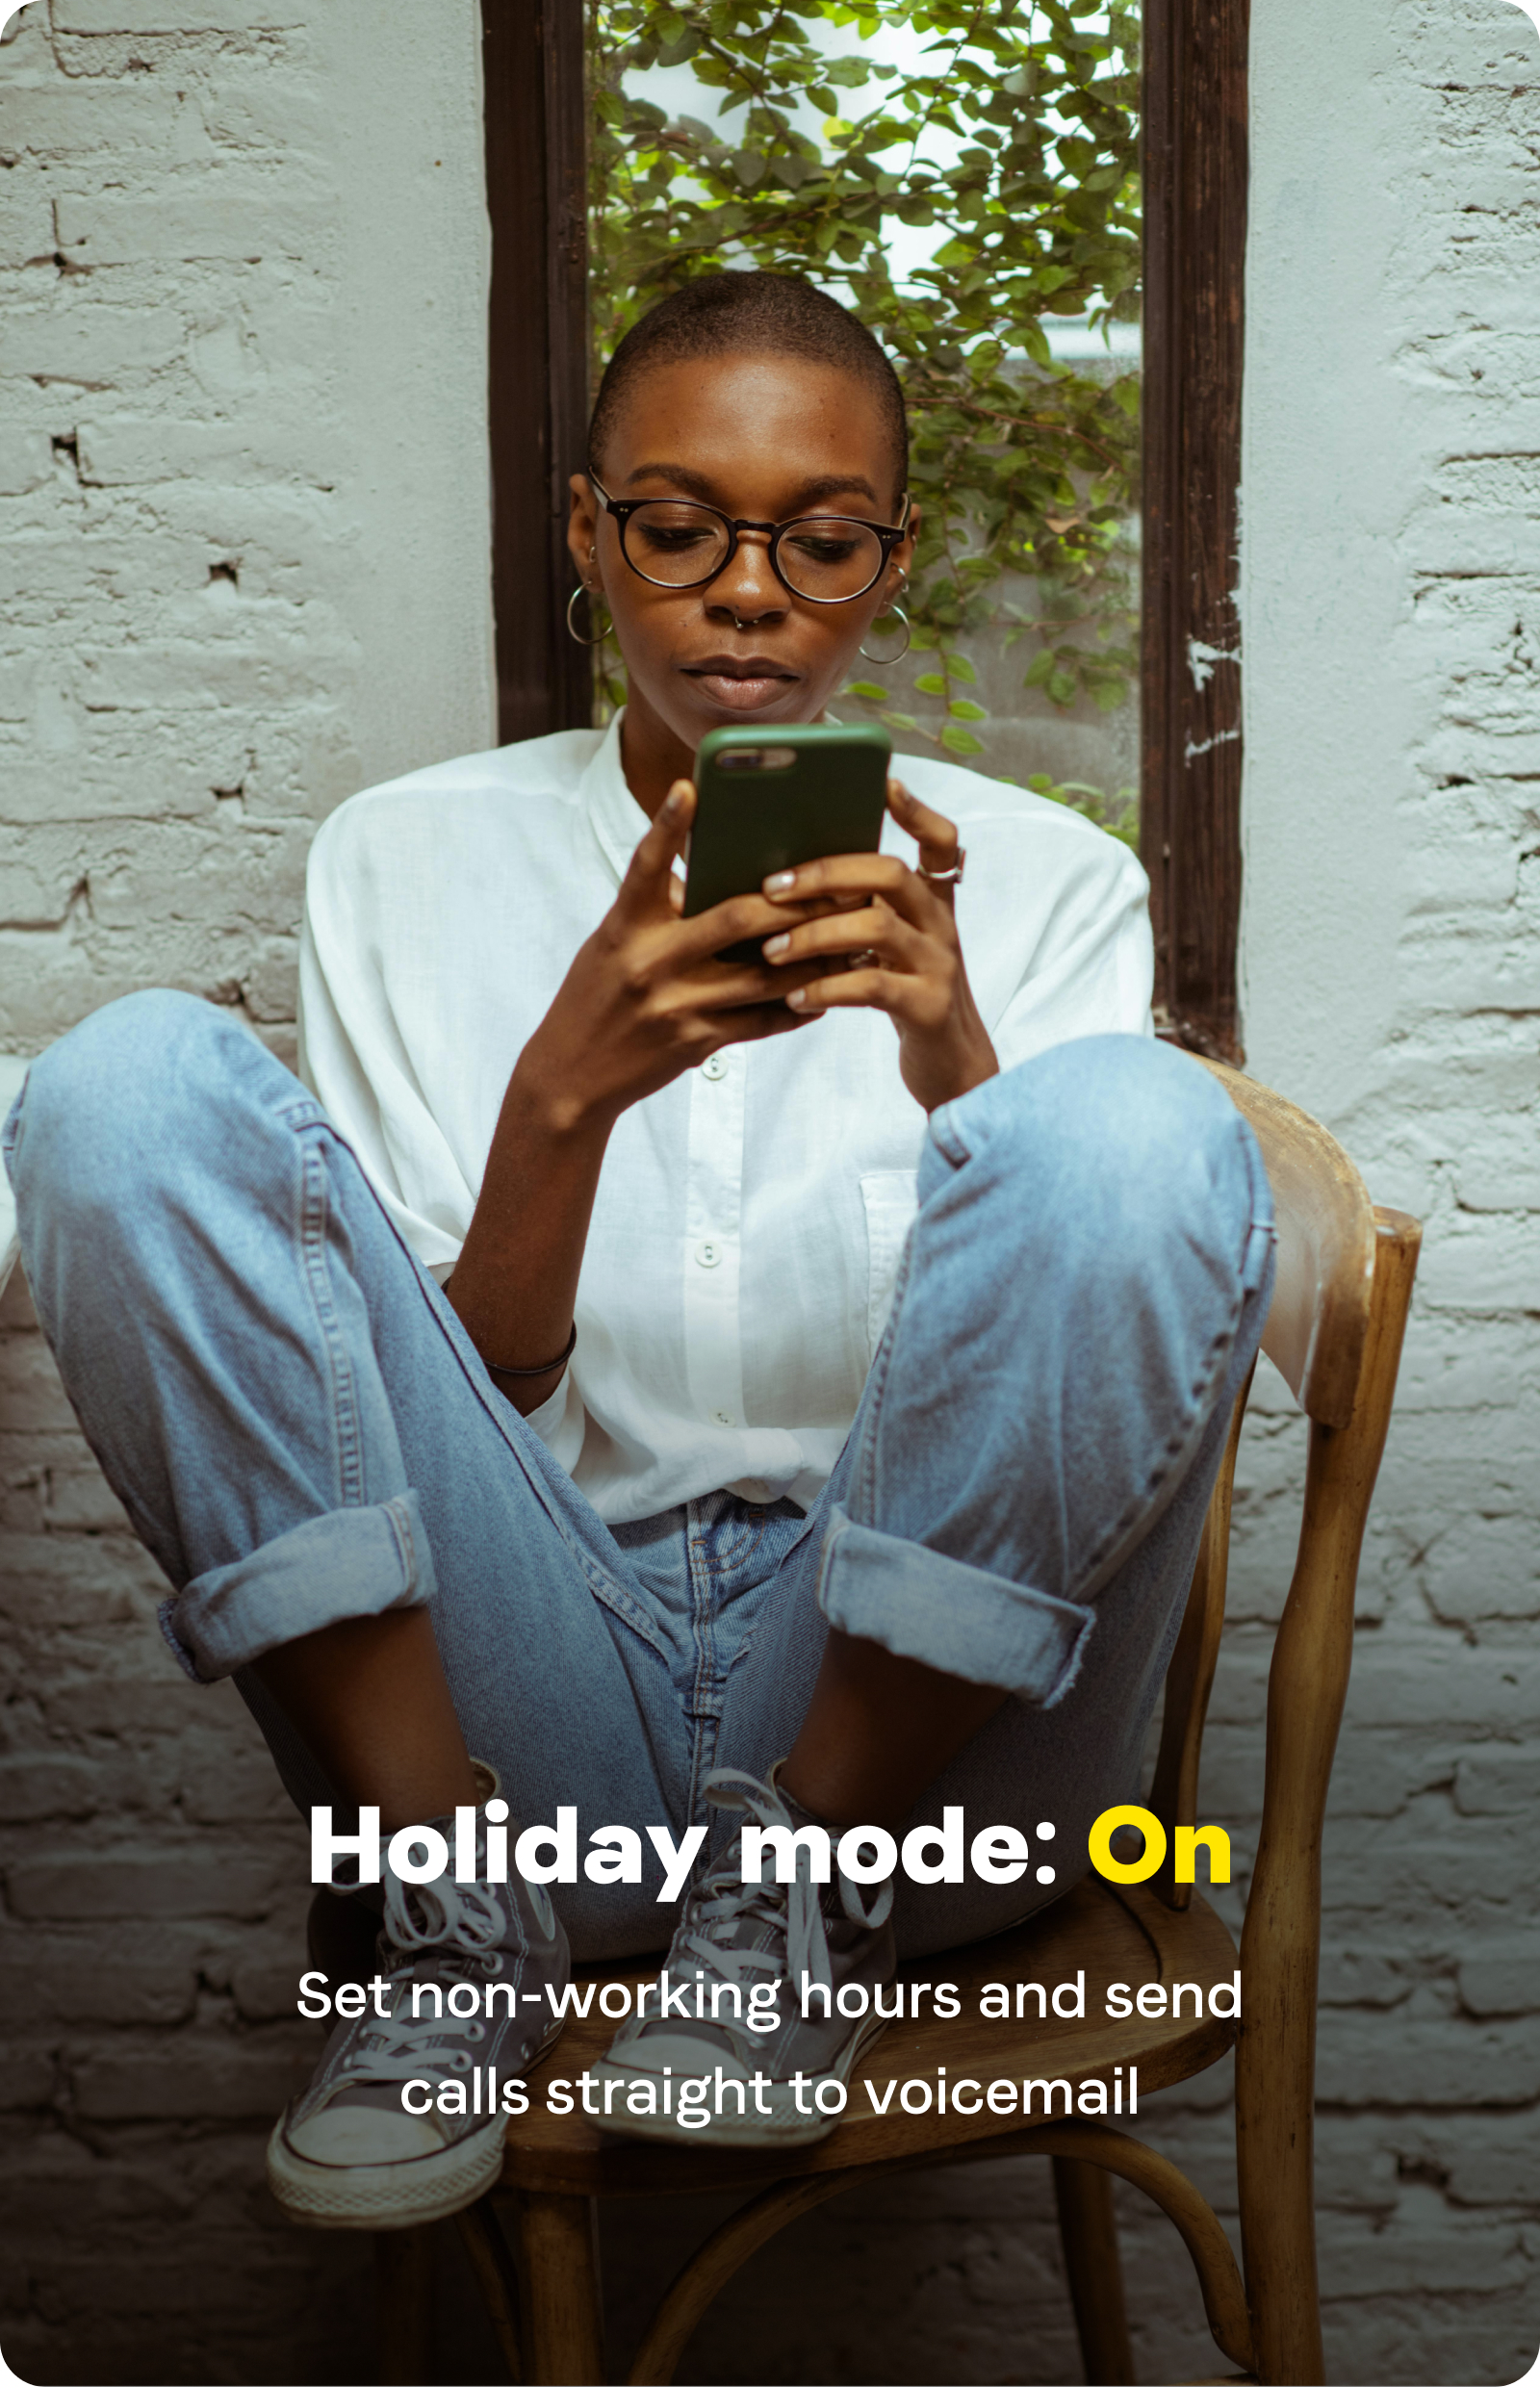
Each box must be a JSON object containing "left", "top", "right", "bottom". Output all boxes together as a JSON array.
[
  {"left": 1141, "top": 0, "right": 1250, "bottom": 1062},
  {"left": 482, "top": 0, "right": 1250, "bottom": 1058},
  {"left": 481, "top": 0, "right": 591, "bottom": 746}
]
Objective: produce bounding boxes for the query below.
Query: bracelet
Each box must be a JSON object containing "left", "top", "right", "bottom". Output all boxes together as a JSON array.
[{"left": 486, "top": 1322, "right": 578, "bottom": 1377}]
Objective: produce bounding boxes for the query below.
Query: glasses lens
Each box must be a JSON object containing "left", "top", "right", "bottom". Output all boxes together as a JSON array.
[
  {"left": 625, "top": 501, "right": 732, "bottom": 587},
  {"left": 777, "top": 518, "right": 885, "bottom": 602}
]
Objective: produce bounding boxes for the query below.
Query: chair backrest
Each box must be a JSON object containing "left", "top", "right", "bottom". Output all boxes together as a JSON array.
[
  {"left": 1149, "top": 1058, "right": 1420, "bottom": 1901},
  {"left": 1148, "top": 1055, "right": 1422, "bottom": 2383}
]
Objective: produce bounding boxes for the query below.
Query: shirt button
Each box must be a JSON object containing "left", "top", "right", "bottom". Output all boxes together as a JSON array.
[
  {"left": 700, "top": 1052, "right": 730, "bottom": 1082},
  {"left": 695, "top": 1239, "right": 724, "bottom": 1269},
  {"left": 713, "top": 1408, "right": 736, "bottom": 1428}
]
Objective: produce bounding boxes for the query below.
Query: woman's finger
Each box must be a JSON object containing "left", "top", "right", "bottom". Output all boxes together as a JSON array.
[
  {"left": 783, "top": 964, "right": 904, "bottom": 1017},
  {"left": 672, "top": 887, "right": 825, "bottom": 965},
  {"left": 618, "top": 780, "right": 696, "bottom": 911},
  {"left": 762, "top": 849, "right": 943, "bottom": 932},
  {"left": 886, "top": 779, "right": 963, "bottom": 898},
  {"left": 761, "top": 897, "right": 927, "bottom": 974},
  {"left": 685, "top": 952, "right": 832, "bottom": 1012}
]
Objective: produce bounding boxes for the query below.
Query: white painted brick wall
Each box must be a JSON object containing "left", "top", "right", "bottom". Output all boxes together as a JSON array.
[
  {"left": 2, "top": 0, "right": 1536, "bottom": 2380},
  {"left": 1231, "top": 1, "right": 1540, "bottom": 2379},
  {"left": 0, "top": 4, "right": 500, "bottom": 2378}
]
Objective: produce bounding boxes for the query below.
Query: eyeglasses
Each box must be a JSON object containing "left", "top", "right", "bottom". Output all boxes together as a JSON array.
[{"left": 587, "top": 471, "right": 910, "bottom": 604}]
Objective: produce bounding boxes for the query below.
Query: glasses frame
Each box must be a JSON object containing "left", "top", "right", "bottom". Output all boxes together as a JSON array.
[{"left": 586, "top": 471, "right": 911, "bottom": 606}]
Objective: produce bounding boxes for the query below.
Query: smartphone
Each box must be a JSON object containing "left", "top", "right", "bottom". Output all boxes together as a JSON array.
[{"left": 682, "top": 723, "right": 893, "bottom": 964}]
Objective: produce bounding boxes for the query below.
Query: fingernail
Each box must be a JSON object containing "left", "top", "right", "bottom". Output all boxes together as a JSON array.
[
  {"left": 764, "top": 870, "right": 797, "bottom": 895},
  {"left": 785, "top": 987, "right": 809, "bottom": 1010},
  {"left": 762, "top": 933, "right": 790, "bottom": 960},
  {"left": 662, "top": 784, "right": 686, "bottom": 819}
]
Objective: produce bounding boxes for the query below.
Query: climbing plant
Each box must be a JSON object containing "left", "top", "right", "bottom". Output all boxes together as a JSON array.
[{"left": 587, "top": 0, "right": 1140, "bottom": 823}]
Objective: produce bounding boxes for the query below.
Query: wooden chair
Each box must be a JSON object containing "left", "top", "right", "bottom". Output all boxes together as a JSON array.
[{"left": 386, "top": 1056, "right": 1422, "bottom": 2387}]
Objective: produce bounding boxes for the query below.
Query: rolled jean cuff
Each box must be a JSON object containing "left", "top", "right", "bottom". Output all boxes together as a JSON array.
[
  {"left": 158, "top": 1492, "right": 437, "bottom": 1683},
  {"left": 815, "top": 1506, "right": 1093, "bottom": 1705}
]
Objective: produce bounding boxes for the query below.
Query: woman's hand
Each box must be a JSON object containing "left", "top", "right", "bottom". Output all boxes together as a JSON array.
[
  {"left": 757, "top": 779, "right": 999, "bottom": 1114},
  {"left": 511, "top": 780, "right": 826, "bottom": 1135}
]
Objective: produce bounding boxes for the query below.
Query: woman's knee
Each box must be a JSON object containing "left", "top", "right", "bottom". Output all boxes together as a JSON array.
[
  {"left": 926, "top": 1034, "right": 1268, "bottom": 1265},
  {"left": 9, "top": 990, "right": 277, "bottom": 1222},
  {"left": 940, "top": 1036, "right": 1250, "bottom": 1202}
]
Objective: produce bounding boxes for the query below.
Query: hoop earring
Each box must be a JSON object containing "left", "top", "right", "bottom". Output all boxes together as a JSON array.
[
  {"left": 566, "top": 582, "right": 611, "bottom": 648},
  {"left": 860, "top": 603, "right": 911, "bottom": 666}
]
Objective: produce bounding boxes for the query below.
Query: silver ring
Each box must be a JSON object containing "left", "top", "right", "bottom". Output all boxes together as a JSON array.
[
  {"left": 846, "top": 946, "right": 881, "bottom": 969},
  {"left": 917, "top": 847, "right": 966, "bottom": 886}
]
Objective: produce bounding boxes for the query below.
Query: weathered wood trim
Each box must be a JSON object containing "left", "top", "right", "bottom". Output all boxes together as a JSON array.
[
  {"left": 1141, "top": 0, "right": 1250, "bottom": 1062},
  {"left": 482, "top": 0, "right": 592, "bottom": 744}
]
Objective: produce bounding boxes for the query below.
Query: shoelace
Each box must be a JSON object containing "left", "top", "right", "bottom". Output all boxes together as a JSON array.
[
  {"left": 339, "top": 1873, "right": 509, "bottom": 2086},
  {"left": 666, "top": 1768, "right": 895, "bottom": 2012}
]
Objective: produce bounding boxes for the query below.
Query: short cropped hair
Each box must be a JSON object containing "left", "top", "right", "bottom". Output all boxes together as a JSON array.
[{"left": 588, "top": 271, "right": 909, "bottom": 505}]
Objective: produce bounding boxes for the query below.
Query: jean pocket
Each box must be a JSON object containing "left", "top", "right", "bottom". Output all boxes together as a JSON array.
[{"left": 860, "top": 1168, "right": 918, "bottom": 1362}]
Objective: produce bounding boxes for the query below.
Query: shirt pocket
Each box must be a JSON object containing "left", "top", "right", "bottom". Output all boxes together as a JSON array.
[{"left": 860, "top": 1169, "right": 919, "bottom": 1362}]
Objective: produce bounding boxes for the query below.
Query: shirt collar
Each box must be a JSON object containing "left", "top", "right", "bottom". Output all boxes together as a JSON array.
[{"left": 579, "top": 708, "right": 652, "bottom": 886}]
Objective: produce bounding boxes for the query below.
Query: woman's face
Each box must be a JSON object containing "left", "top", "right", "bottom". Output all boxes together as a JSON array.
[{"left": 567, "top": 352, "right": 915, "bottom": 785}]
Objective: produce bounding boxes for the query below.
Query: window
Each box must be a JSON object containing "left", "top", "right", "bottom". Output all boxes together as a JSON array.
[{"left": 481, "top": 0, "right": 1248, "bottom": 1057}]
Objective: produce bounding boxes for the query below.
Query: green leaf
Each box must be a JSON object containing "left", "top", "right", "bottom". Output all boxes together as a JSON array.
[
  {"left": 940, "top": 724, "right": 986, "bottom": 757},
  {"left": 589, "top": 0, "right": 1141, "bottom": 769},
  {"left": 843, "top": 680, "right": 889, "bottom": 703},
  {"left": 913, "top": 672, "right": 947, "bottom": 695},
  {"left": 947, "top": 699, "right": 988, "bottom": 720}
]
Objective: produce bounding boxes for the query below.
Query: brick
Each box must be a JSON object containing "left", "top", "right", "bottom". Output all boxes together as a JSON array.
[
  {"left": 1317, "top": 2212, "right": 1527, "bottom": 2299},
  {"left": 55, "top": 0, "right": 303, "bottom": 27},
  {"left": 37, "top": 1673, "right": 209, "bottom": 1740},
  {"left": 0, "top": 1941, "right": 196, "bottom": 2026},
  {"left": 0, "top": 2049, "right": 56, "bottom": 2111},
  {"left": 1422, "top": 1514, "right": 1540, "bottom": 1622},
  {"left": 1458, "top": 1940, "right": 1540, "bottom": 2017},
  {"left": 75, "top": 412, "right": 339, "bottom": 488},
  {"left": 40, "top": 1462, "right": 133, "bottom": 1534},
  {"left": 4, "top": 1848, "right": 286, "bottom": 1921},
  {"left": 0, "top": 1753, "right": 100, "bottom": 1821},
  {"left": 1391, "top": 1317, "right": 1532, "bottom": 1409},
  {"left": 1, "top": 306, "right": 185, "bottom": 385},
  {"left": 1315, "top": 2015, "right": 1540, "bottom": 2107},
  {"left": 1455, "top": 1745, "right": 1540, "bottom": 1814},
  {"left": 1, "top": 1530, "right": 163, "bottom": 1630},
  {"left": 1439, "top": 2110, "right": 1540, "bottom": 2207},
  {"left": 0, "top": 1338, "right": 81, "bottom": 1437},
  {"left": 231, "top": 1953, "right": 313, "bottom": 2022},
  {"left": 0, "top": 87, "right": 189, "bottom": 163},
  {"left": 73, "top": 2033, "right": 313, "bottom": 2123},
  {"left": 1417, "top": 1212, "right": 1540, "bottom": 1313},
  {"left": 54, "top": 187, "right": 334, "bottom": 268}
]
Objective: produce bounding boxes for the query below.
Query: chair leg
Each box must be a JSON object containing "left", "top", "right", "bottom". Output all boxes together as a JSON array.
[
  {"left": 456, "top": 2196, "right": 525, "bottom": 2381},
  {"left": 375, "top": 2224, "right": 436, "bottom": 2386},
  {"left": 509, "top": 2189, "right": 605, "bottom": 2385},
  {"left": 1053, "top": 2154, "right": 1136, "bottom": 2386}
]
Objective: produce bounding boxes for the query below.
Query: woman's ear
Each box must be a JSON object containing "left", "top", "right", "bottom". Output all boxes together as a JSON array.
[
  {"left": 890, "top": 494, "right": 919, "bottom": 595},
  {"left": 566, "top": 473, "right": 601, "bottom": 590}
]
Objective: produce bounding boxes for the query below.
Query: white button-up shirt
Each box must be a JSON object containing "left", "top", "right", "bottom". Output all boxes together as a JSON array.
[{"left": 298, "top": 713, "right": 1152, "bottom": 1523}]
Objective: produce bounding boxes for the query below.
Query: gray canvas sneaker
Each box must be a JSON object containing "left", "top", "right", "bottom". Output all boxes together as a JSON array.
[
  {"left": 593, "top": 1768, "right": 896, "bottom": 2148},
  {"left": 268, "top": 1804, "right": 570, "bottom": 2229}
]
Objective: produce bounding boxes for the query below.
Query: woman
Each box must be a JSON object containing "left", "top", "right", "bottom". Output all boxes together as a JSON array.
[{"left": 4, "top": 272, "right": 1273, "bottom": 2228}]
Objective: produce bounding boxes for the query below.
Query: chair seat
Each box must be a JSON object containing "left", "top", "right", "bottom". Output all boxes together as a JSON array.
[{"left": 500, "top": 1878, "right": 1240, "bottom": 2198}]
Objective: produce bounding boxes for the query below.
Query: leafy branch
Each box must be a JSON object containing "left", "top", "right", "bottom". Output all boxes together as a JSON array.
[{"left": 587, "top": 0, "right": 1141, "bottom": 784}]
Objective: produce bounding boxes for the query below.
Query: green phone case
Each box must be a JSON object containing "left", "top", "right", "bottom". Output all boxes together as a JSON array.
[{"left": 684, "top": 722, "right": 892, "bottom": 963}]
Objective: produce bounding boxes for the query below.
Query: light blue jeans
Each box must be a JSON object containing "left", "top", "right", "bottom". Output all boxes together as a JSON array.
[{"left": 4, "top": 993, "right": 1274, "bottom": 1963}]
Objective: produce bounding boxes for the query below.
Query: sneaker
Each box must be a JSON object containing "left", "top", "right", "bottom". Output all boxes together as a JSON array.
[
  {"left": 592, "top": 1768, "right": 895, "bottom": 2148},
  {"left": 267, "top": 1804, "right": 571, "bottom": 2229}
]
